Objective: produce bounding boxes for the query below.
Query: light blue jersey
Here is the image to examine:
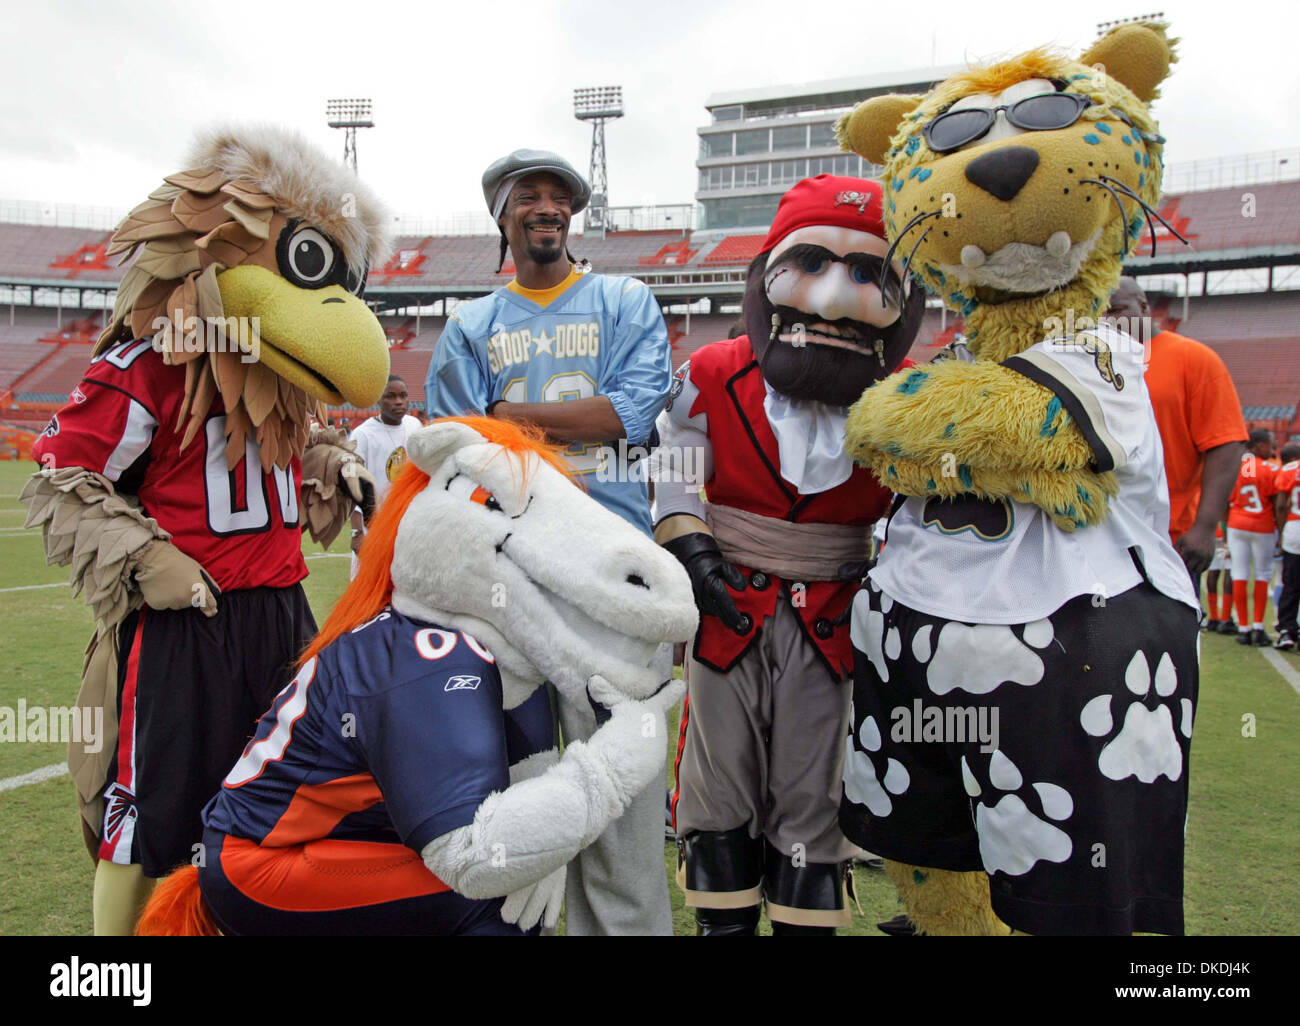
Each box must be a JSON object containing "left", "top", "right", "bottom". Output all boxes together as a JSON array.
[{"left": 425, "top": 271, "right": 671, "bottom": 535}]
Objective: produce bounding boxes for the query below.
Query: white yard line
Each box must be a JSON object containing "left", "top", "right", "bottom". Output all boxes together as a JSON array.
[
  {"left": 306, "top": 553, "right": 350, "bottom": 559},
  {"left": 0, "top": 582, "right": 65, "bottom": 594},
  {"left": 0, "top": 762, "right": 68, "bottom": 793},
  {"left": 1259, "top": 648, "right": 1300, "bottom": 697}
]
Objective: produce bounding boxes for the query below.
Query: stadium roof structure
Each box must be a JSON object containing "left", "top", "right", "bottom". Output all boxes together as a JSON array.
[{"left": 702, "top": 66, "right": 965, "bottom": 115}]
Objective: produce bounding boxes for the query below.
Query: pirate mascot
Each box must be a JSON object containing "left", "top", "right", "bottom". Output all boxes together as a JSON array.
[{"left": 655, "top": 175, "right": 923, "bottom": 934}]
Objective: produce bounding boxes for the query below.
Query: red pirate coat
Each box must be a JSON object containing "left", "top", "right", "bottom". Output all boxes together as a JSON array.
[{"left": 684, "top": 334, "right": 894, "bottom": 676}]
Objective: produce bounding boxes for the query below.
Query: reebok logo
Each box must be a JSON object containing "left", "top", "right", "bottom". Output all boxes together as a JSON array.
[{"left": 445, "top": 675, "right": 482, "bottom": 692}]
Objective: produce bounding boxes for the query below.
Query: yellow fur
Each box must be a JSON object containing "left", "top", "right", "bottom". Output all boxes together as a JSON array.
[
  {"left": 848, "top": 361, "right": 1117, "bottom": 528},
  {"left": 884, "top": 860, "right": 1010, "bottom": 936}
]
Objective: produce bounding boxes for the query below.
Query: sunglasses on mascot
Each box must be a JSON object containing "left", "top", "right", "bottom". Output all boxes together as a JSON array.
[{"left": 923, "top": 92, "right": 1097, "bottom": 154}]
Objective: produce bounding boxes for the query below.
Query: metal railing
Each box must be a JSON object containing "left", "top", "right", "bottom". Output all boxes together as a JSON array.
[{"left": 1160, "top": 148, "right": 1300, "bottom": 195}]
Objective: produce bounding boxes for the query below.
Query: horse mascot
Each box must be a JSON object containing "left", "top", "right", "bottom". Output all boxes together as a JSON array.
[{"left": 138, "top": 416, "right": 696, "bottom": 934}]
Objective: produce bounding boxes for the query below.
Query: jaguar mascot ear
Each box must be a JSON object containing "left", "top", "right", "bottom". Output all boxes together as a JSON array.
[
  {"left": 1079, "top": 22, "right": 1177, "bottom": 103},
  {"left": 836, "top": 94, "right": 924, "bottom": 166}
]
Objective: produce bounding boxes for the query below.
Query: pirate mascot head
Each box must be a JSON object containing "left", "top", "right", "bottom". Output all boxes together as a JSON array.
[{"left": 744, "top": 175, "right": 925, "bottom": 408}]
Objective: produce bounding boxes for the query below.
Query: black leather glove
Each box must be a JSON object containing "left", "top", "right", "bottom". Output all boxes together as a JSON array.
[{"left": 663, "top": 532, "right": 751, "bottom": 635}]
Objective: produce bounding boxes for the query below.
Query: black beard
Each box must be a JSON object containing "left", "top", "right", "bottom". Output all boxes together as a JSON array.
[
  {"left": 527, "top": 242, "right": 564, "bottom": 264},
  {"left": 743, "top": 255, "right": 925, "bottom": 406}
]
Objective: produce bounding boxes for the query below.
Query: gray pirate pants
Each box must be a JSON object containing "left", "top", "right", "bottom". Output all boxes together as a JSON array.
[{"left": 673, "top": 597, "right": 854, "bottom": 871}]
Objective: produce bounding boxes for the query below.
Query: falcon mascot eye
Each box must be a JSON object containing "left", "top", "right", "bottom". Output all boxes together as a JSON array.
[
  {"left": 277, "top": 221, "right": 369, "bottom": 297},
  {"left": 281, "top": 224, "right": 336, "bottom": 286}
]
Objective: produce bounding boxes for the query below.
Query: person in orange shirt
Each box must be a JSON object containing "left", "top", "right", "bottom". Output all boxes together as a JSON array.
[
  {"left": 1105, "top": 278, "right": 1247, "bottom": 612},
  {"left": 1271, "top": 443, "right": 1300, "bottom": 649},
  {"left": 1227, "top": 430, "right": 1280, "bottom": 645}
]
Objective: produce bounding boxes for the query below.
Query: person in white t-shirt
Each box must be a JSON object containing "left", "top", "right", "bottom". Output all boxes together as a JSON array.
[{"left": 348, "top": 375, "right": 422, "bottom": 578}]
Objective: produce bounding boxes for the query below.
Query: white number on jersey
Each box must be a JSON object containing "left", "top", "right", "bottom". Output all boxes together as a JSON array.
[
  {"left": 225, "top": 657, "right": 317, "bottom": 787},
  {"left": 204, "top": 415, "right": 297, "bottom": 535}
]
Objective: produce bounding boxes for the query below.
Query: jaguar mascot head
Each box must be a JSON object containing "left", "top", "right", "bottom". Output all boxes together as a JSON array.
[{"left": 837, "top": 21, "right": 1178, "bottom": 363}]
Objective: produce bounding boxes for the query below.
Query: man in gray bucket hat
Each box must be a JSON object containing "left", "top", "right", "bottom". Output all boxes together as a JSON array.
[{"left": 426, "top": 148, "right": 675, "bottom": 935}]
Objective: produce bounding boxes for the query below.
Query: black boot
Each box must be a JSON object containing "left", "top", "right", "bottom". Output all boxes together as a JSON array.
[
  {"left": 762, "top": 839, "right": 851, "bottom": 936},
  {"left": 680, "top": 828, "right": 763, "bottom": 936},
  {"left": 695, "top": 905, "right": 761, "bottom": 936}
]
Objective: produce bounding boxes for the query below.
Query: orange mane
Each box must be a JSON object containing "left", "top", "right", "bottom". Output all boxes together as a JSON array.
[{"left": 299, "top": 416, "right": 576, "bottom": 664}]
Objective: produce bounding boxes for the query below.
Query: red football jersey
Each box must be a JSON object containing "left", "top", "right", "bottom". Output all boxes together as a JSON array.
[
  {"left": 32, "top": 339, "right": 308, "bottom": 591},
  {"left": 1273, "top": 460, "right": 1300, "bottom": 525},
  {"left": 1226, "top": 454, "right": 1279, "bottom": 534}
]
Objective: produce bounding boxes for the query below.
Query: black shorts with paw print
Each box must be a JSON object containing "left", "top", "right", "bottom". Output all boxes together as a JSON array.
[{"left": 838, "top": 577, "right": 1199, "bottom": 936}]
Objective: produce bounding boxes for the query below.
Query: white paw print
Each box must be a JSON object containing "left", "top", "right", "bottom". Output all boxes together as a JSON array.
[
  {"left": 965, "top": 750, "right": 1073, "bottom": 877},
  {"left": 1080, "top": 650, "right": 1191, "bottom": 783},
  {"left": 850, "top": 588, "right": 900, "bottom": 683},
  {"left": 843, "top": 711, "right": 910, "bottom": 817},
  {"left": 910, "top": 618, "right": 1053, "bottom": 696}
]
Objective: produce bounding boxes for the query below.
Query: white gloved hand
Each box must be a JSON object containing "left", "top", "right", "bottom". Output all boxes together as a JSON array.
[
  {"left": 584, "top": 675, "right": 685, "bottom": 804},
  {"left": 500, "top": 864, "right": 565, "bottom": 931}
]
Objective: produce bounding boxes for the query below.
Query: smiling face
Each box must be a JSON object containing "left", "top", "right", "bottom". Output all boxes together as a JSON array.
[
  {"left": 499, "top": 172, "right": 573, "bottom": 271},
  {"left": 745, "top": 224, "right": 924, "bottom": 406},
  {"left": 390, "top": 421, "right": 698, "bottom": 705}
]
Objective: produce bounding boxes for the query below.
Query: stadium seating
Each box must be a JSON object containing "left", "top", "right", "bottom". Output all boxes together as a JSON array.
[{"left": 3, "top": 176, "right": 1297, "bottom": 433}]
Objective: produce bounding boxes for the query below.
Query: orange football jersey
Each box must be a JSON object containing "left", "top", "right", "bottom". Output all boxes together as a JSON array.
[
  {"left": 1273, "top": 460, "right": 1300, "bottom": 525},
  {"left": 1227, "top": 454, "right": 1279, "bottom": 533}
]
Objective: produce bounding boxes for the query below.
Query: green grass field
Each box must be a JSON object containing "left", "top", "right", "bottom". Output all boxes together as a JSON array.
[{"left": 0, "top": 458, "right": 1296, "bottom": 935}]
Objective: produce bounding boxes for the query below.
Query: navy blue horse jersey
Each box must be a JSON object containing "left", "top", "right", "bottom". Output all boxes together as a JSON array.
[{"left": 203, "top": 608, "right": 553, "bottom": 854}]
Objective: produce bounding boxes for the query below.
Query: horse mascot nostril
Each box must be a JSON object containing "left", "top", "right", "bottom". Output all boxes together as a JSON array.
[
  {"left": 137, "top": 416, "right": 698, "bottom": 936},
  {"left": 835, "top": 21, "right": 1200, "bottom": 935}
]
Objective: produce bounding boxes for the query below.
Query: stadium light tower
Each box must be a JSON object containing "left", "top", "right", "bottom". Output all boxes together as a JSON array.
[
  {"left": 326, "top": 98, "right": 374, "bottom": 173},
  {"left": 574, "top": 86, "right": 624, "bottom": 237}
]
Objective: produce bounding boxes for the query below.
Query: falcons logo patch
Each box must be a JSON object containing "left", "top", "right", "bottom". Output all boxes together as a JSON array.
[{"left": 102, "top": 783, "right": 138, "bottom": 843}]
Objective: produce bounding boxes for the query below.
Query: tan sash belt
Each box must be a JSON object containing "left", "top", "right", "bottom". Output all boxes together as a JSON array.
[{"left": 706, "top": 504, "right": 872, "bottom": 582}]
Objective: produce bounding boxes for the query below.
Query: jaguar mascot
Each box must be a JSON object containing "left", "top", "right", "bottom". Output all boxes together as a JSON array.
[{"left": 835, "top": 21, "right": 1199, "bottom": 935}]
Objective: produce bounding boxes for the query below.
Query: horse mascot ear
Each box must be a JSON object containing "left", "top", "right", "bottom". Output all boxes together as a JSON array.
[{"left": 407, "top": 420, "right": 491, "bottom": 475}]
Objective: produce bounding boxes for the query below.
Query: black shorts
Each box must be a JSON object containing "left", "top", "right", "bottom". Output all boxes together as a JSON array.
[
  {"left": 839, "top": 579, "right": 1199, "bottom": 935},
  {"left": 97, "top": 585, "right": 316, "bottom": 877}
]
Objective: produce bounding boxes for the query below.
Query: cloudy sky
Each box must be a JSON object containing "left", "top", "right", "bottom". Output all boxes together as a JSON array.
[{"left": 3, "top": 0, "right": 1296, "bottom": 224}]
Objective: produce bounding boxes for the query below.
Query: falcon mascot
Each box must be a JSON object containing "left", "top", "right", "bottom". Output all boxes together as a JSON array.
[
  {"left": 655, "top": 174, "right": 924, "bottom": 933},
  {"left": 21, "top": 125, "right": 390, "bottom": 934}
]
